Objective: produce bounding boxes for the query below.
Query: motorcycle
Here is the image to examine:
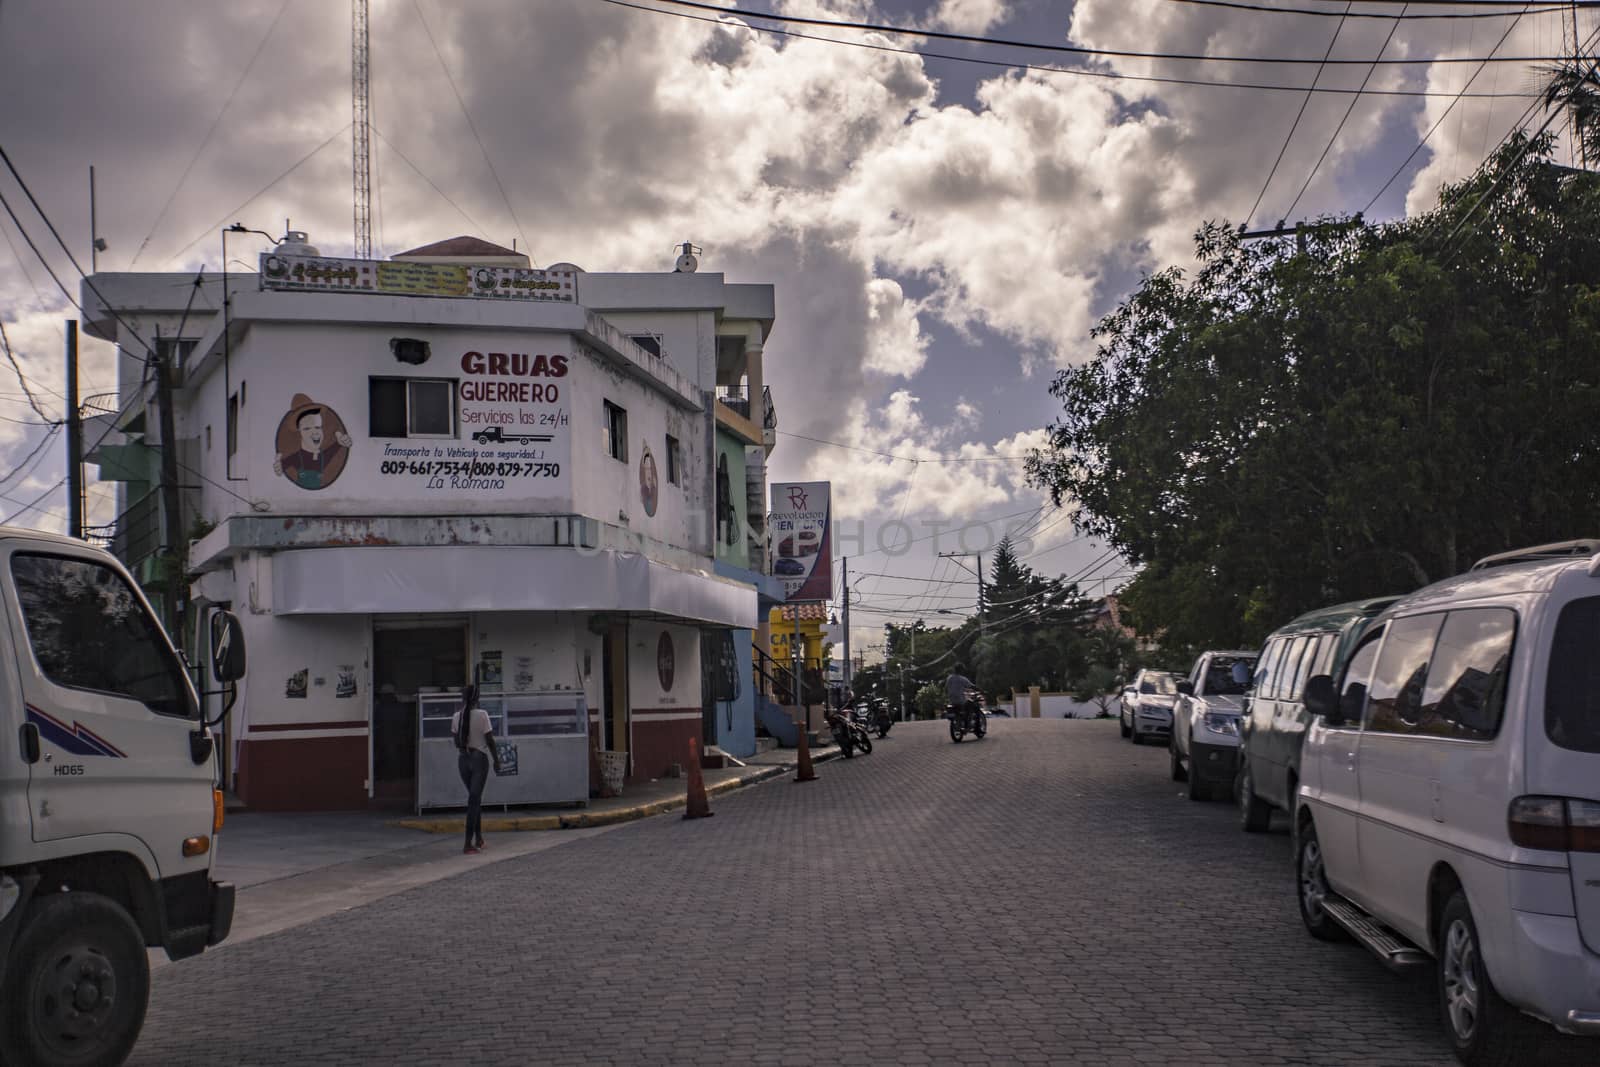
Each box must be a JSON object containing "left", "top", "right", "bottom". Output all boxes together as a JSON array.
[
  {"left": 945, "top": 690, "right": 987, "bottom": 743},
  {"left": 872, "top": 698, "right": 892, "bottom": 739},
  {"left": 826, "top": 706, "right": 873, "bottom": 758}
]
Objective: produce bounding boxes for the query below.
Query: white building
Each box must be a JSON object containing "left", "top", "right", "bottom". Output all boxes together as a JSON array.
[{"left": 81, "top": 234, "right": 783, "bottom": 811}]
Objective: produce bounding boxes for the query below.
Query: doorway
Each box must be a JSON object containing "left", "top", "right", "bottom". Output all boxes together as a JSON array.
[
  {"left": 371, "top": 620, "right": 468, "bottom": 810},
  {"left": 602, "top": 623, "right": 629, "bottom": 770}
]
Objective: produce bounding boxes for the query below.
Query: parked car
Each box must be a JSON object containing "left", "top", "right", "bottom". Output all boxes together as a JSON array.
[
  {"left": 1170, "top": 650, "right": 1257, "bottom": 801},
  {"left": 1294, "top": 540, "right": 1600, "bottom": 1064},
  {"left": 1119, "top": 669, "right": 1179, "bottom": 745},
  {"left": 1234, "top": 597, "right": 1398, "bottom": 832}
]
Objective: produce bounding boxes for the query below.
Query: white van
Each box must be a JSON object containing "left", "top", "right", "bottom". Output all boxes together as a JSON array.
[
  {"left": 1294, "top": 541, "right": 1600, "bottom": 1065},
  {"left": 0, "top": 529, "right": 245, "bottom": 1066}
]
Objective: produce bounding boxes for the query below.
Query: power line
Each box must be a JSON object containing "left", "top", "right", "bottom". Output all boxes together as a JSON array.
[
  {"left": 0, "top": 319, "right": 57, "bottom": 423},
  {"left": 638, "top": 0, "right": 1573, "bottom": 65},
  {"left": 2, "top": 477, "right": 65, "bottom": 526},
  {"left": 1245, "top": 3, "right": 1351, "bottom": 230},
  {"left": 1362, "top": 6, "right": 1538, "bottom": 213},
  {"left": 413, "top": 0, "right": 532, "bottom": 257},
  {"left": 128, "top": 0, "right": 291, "bottom": 268},
  {"left": 370, "top": 125, "right": 494, "bottom": 237},
  {"left": 601, "top": 0, "right": 1540, "bottom": 98},
  {"left": 1161, "top": 0, "right": 1575, "bottom": 18},
  {"left": 1284, "top": 4, "right": 1408, "bottom": 221},
  {"left": 162, "top": 123, "right": 353, "bottom": 267}
]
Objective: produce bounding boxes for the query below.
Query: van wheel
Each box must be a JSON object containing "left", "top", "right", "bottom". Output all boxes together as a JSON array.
[
  {"left": 1438, "top": 891, "right": 1538, "bottom": 1066},
  {"left": 0, "top": 891, "right": 150, "bottom": 1067},
  {"left": 1295, "top": 821, "right": 1348, "bottom": 942},
  {"left": 1237, "top": 760, "right": 1271, "bottom": 832}
]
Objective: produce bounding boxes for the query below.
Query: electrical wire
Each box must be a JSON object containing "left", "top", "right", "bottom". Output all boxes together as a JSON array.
[
  {"left": 128, "top": 0, "right": 291, "bottom": 269},
  {"left": 371, "top": 125, "right": 494, "bottom": 237},
  {"left": 1283, "top": 4, "right": 1408, "bottom": 221},
  {"left": 413, "top": 0, "right": 532, "bottom": 257},
  {"left": 1160, "top": 0, "right": 1575, "bottom": 19},
  {"left": 600, "top": 0, "right": 1539, "bottom": 98},
  {"left": 0, "top": 319, "right": 56, "bottom": 423},
  {"left": 1362, "top": 6, "right": 1542, "bottom": 213},
  {"left": 1246, "top": 3, "right": 1352, "bottom": 230},
  {"left": 2, "top": 477, "right": 65, "bottom": 525},
  {"left": 161, "top": 123, "right": 353, "bottom": 267}
]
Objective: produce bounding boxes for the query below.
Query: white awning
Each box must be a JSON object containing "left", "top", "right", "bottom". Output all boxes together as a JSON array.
[{"left": 270, "top": 546, "right": 756, "bottom": 627}]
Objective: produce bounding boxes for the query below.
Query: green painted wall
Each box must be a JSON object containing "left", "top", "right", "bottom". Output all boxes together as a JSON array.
[{"left": 715, "top": 428, "right": 749, "bottom": 569}]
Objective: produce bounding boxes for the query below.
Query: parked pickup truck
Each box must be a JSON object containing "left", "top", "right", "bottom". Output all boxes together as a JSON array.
[{"left": 0, "top": 528, "right": 247, "bottom": 1066}]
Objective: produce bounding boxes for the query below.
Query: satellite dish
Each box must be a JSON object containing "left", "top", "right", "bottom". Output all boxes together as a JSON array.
[{"left": 673, "top": 241, "right": 701, "bottom": 273}]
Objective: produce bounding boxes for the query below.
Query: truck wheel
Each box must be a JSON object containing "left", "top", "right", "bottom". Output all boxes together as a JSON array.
[
  {"left": 1187, "top": 755, "right": 1210, "bottom": 801},
  {"left": 1438, "top": 890, "right": 1539, "bottom": 1066},
  {"left": 0, "top": 891, "right": 150, "bottom": 1067},
  {"left": 1169, "top": 737, "right": 1187, "bottom": 782}
]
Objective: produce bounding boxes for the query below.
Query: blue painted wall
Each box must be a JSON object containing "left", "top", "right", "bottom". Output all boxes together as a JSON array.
[{"left": 714, "top": 629, "right": 757, "bottom": 758}]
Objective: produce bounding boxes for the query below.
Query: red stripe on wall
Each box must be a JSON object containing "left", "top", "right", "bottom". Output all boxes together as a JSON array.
[{"left": 248, "top": 720, "right": 369, "bottom": 733}]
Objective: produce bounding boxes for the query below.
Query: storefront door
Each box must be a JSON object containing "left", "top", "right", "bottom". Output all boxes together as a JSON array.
[
  {"left": 603, "top": 623, "right": 629, "bottom": 771},
  {"left": 371, "top": 620, "right": 468, "bottom": 810}
]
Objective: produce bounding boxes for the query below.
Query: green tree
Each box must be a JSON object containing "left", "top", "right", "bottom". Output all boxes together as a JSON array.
[
  {"left": 1029, "top": 132, "right": 1600, "bottom": 652},
  {"left": 1069, "top": 664, "right": 1122, "bottom": 718},
  {"left": 915, "top": 682, "right": 945, "bottom": 718}
]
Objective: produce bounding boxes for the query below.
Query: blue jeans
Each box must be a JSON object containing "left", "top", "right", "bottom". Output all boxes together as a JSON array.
[{"left": 457, "top": 750, "right": 490, "bottom": 846}]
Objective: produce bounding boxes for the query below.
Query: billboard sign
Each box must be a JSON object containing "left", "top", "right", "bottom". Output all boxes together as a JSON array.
[
  {"left": 770, "top": 481, "right": 831, "bottom": 601},
  {"left": 259, "top": 252, "right": 577, "bottom": 303}
]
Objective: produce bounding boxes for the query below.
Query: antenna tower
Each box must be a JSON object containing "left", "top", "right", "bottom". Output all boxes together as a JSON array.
[{"left": 352, "top": 0, "right": 373, "bottom": 259}]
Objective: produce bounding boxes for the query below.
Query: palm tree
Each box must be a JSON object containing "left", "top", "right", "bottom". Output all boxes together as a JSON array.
[{"left": 1540, "top": 58, "right": 1600, "bottom": 167}]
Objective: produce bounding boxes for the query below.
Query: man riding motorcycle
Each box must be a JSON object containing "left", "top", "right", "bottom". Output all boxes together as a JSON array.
[{"left": 946, "top": 664, "right": 981, "bottom": 720}]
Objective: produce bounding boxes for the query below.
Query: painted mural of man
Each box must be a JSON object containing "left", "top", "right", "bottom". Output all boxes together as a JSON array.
[{"left": 274, "top": 394, "right": 352, "bottom": 490}]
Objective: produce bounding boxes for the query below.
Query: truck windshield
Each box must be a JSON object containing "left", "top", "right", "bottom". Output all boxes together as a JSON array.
[
  {"left": 10, "top": 552, "right": 196, "bottom": 719},
  {"left": 1545, "top": 596, "right": 1600, "bottom": 753},
  {"left": 1139, "top": 675, "right": 1177, "bottom": 695},
  {"left": 1205, "top": 659, "right": 1252, "bottom": 695}
]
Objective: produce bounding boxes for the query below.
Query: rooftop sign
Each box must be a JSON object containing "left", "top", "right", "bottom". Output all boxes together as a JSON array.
[{"left": 259, "top": 252, "right": 577, "bottom": 302}]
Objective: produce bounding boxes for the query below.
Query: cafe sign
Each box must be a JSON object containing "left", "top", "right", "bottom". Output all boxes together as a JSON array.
[{"left": 259, "top": 252, "right": 576, "bottom": 303}]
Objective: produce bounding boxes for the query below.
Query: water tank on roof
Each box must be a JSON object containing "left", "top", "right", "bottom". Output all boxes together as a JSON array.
[
  {"left": 277, "top": 231, "right": 321, "bottom": 257},
  {"left": 547, "top": 262, "right": 584, "bottom": 273}
]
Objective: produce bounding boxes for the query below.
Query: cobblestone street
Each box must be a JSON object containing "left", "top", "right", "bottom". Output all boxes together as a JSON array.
[{"left": 131, "top": 719, "right": 1581, "bottom": 1065}]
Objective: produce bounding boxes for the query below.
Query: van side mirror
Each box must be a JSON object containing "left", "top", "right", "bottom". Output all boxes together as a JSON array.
[
  {"left": 1176, "top": 680, "right": 1194, "bottom": 696},
  {"left": 1304, "top": 674, "right": 1338, "bottom": 723},
  {"left": 210, "top": 610, "right": 246, "bottom": 683}
]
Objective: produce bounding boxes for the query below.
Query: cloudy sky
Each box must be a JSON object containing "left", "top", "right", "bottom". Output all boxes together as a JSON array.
[{"left": 0, "top": 0, "right": 1582, "bottom": 655}]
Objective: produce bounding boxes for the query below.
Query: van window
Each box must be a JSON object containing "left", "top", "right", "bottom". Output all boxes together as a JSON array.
[
  {"left": 1418, "top": 608, "right": 1514, "bottom": 740},
  {"left": 1545, "top": 596, "right": 1600, "bottom": 753},
  {"left": 1256, "top": 640, "right": 1287, "bottom": 699},
  {"left": 1287, "top": 634, "right": 1324, "bottom": 701},
  {"left": 10, "top": 553, "right": 194, "bottom": 718},
  {"left": 1338, "top": 628, "right": 1384, "bottom": 724},
  {"left": 1366, "top": 614, "right": 1445, "bottom": 734}
]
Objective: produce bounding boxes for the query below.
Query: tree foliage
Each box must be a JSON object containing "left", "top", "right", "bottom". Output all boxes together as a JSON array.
[{"left": 1029, "top": 133, "right": 1600, "bottom": 651}]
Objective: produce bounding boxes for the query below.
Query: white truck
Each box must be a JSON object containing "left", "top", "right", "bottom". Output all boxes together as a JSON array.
[{"left": 0, "top": 528, "right": 245, "bottom": 1066}]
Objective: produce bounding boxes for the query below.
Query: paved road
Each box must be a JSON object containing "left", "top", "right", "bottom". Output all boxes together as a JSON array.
[{"left": 132, "top": 719, "right": 1586, "bottom": 1065}]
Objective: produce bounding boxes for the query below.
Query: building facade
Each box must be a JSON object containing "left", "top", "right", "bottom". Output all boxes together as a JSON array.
[{"left": 81, "top": 235, "right": 781, "bottom": 811}]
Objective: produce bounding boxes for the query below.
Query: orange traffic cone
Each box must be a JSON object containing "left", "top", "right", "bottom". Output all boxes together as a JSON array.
[
  {"left": 794, "top": 720, "right": 817, "bottom": 783},
  {"left": 683, "top": 737, "right": 714, "bottom": 820}
]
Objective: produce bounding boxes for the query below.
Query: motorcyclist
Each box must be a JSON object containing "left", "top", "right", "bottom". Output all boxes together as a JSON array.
[{"left": 946, "top": 663, "right": 980, "bottom": 724}]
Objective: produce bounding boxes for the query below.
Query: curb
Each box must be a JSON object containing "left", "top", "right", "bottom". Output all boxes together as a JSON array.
[{"left": 392, "top": 748, "right": 842, "bottom": 834}]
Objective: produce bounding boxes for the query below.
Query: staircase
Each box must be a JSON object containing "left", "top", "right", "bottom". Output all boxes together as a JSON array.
[{"left": 752, "top": 645, "right": 825, "bottom": 747}]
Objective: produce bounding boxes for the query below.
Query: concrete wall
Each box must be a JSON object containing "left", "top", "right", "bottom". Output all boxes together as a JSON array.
[
  {"left": 625, "top": 620, "right": 701, "bottom": 782},
  {"left": 711, "top": 629, "right": 756, "bottom": 759},
  {"left": 1007, "top": 690, "right": 1118, "bottom": 720},
  {"left": 714, "top": 428, "right": 750, "bottom": 570}
]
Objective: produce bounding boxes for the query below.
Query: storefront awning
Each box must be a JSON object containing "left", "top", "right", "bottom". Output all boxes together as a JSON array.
[{"left": 270, "top": 546, "right": 757, "bottom": 627}]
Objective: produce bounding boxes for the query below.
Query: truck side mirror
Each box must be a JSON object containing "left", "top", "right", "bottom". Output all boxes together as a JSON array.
[
  {"left": 1304, "top": 674, "right": 1338, "bottom": 723},
  {"left": 210, "top": 610, "right": 247, "bottom": 683},
  {"left": 1176, "top": 679, "right": 1194, "bottom": 696}
]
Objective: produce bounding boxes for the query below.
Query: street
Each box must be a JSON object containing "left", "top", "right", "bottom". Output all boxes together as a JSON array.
[{"left": 121, "top": 717, "right": 1596, "bottom": 1066}]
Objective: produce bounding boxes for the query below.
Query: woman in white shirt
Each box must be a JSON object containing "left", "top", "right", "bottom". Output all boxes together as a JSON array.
[{"left": 451, "top": 685, "right": 501, "bottom": 854}]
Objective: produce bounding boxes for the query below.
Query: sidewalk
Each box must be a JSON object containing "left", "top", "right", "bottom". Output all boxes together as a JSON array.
[{"left": 391, "top": 740, "right": 841, "bottom": 834}]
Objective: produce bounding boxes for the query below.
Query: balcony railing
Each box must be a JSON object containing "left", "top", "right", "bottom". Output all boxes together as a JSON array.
[{"left": 716, "top": 384, "right": 751, "bottom": 421}]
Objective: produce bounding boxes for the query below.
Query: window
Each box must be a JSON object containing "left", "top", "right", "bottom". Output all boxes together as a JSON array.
[
  {"left": 603, "top": 401, "right": 628, "bottom": 462},
  {"left": 1547, "top": 597, "right": 1600, "bottom": 753},
  {"left": 1366, "top": 614, "right": 1445, "bottom": 734},
  {"left": 227, "top": 392, "right": 239, "bottom": 457},
  {"left": 1204, "top": 655, "right": 1251, "bottom": 695},
  {"left": 370, "top": 377, "right": 456, "bottom": 438},
  {"left": 1288, "top": 634, "right": 1327, "bottom": 702},
  {"left": 1139, "top": 673, "right": 1177, "bottom": 695},
  {"left": 665, "top": 435, "right": 682, "bottom": 486},
  {"left": 1281, "top": 637, "right": 1315, "bottom": 701},
  {"left": 154, "top": 337, "right": 198, "bottom": 369},
  {"left": 1417, "top": 609, "right": 1515, "bottom": 740},
  {"left": 10, "top": 554, "right": 193, "bottom": 718},
  {"left": 1337, "top": 628, "right": 1384, "bottom": 725},
  {"left": 1256, "top": 639, "right": 1287, "bottom": 699},
  {"left": 629, "top": 334, "right": 662, "bottom": 358}
]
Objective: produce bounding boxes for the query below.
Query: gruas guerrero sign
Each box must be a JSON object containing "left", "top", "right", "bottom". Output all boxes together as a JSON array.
[{"left": 770, "top": 482, "right": 831, "bottom": 601}]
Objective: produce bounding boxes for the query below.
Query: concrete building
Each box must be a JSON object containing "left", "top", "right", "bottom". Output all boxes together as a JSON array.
[{"left": 80, "top": 234, "right": 783, "bottom": 811}]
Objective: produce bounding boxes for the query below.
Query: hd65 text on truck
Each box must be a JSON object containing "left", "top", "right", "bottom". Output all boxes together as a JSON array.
[{"left": 0, "top": 529, "right": 246, "bottom": 1067}]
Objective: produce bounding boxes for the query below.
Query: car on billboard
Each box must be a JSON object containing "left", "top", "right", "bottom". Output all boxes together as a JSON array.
[{"left": 774, "top": 558, "right": 806, "bottom": 576}]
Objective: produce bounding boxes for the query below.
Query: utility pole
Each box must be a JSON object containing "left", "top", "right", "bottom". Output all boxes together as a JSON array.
[
  {"left": 841, "top": 556, "right": 850, "bottom": 693},
  {"left": 790, "top": 600, "right": 804, "bottom": 738},
  {"left": 153, "top": 327, "right": 184, "bottom": 634},
  {"left": 65, "top": 321, "right": 82, "bottom": 539},
  {"left": 939, "top": 549, "right": 987, "bottom": 635}
]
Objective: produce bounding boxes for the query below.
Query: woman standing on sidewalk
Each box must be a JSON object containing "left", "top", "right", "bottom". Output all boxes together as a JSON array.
[{"left": 452, "top": 685, "right": 501, "bottom": 854}]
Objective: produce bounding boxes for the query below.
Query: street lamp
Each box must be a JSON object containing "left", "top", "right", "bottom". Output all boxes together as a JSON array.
[{"left": 220, "top": 223, "right": 283, "bottom": 482}]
